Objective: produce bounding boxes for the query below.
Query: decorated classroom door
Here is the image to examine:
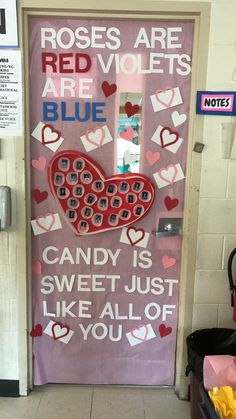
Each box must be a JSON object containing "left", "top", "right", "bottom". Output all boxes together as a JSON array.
[{"left": 29, "top": 17, "right": 194, "bottom": 385}]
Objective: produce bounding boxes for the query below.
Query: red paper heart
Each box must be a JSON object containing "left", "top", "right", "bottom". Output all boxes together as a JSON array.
[
  {"left": 120, "top": 126, "right": 135, "bottom": 142},
  {"left": 164, "top": 196, "right": 179, "bottom": 211},
  {"left": 160, "top": 127, "right": 179, "bottom": 148},
  {"left": 124, "top": 101, "right": 140, "bottom": 118},
  {"left": 159, "top": 324, "right": 172, "bottom": 338},
  {"left": 33, "top": 189, "right": 48, "bottom": 203},
  {"left": 102, "top": 81, "right": 117, "bottom": 97},
  {"left": 48, "top": 151, "right": 155, "bottom": 236},
  {"left": 131, "top": 324, "right": 149, "bottom": 342},
  {"left": 30, "top": 324, "right": 43, "bottom": 337},
  {"left": 52, "top": 322, "right": 70, "bottom": 340},
  {"left": 42, "top": 124, "right": 61, "bottom": 145}
]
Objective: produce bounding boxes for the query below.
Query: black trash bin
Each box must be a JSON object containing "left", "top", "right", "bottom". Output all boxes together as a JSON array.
[{"left": 186, "top": 328, "right": 236, "bottom": 419}]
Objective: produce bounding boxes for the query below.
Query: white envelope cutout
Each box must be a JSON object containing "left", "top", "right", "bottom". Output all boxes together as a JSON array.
[
  {"left": 44, "top": 320, "right": 74, "bottom": 344},
  {"left": 120, "top": 227, "right": 150, "bottom": 248},
  {"left": 126, "top": 324, "right": 156, "bottom": 347},
  {"left": 151, "top": 125, "right": 183, "bottom": 154},
  {"left": 31, "top": 213, "right": 62, "bottom": 235},
  {"left": 150, "top": 87, "right": 183, "bottom": 112},
  {"left": 31, "top": 122, "right": 65, "bottom": 152},
  {"left": 80, "top": 125, "right": 113, "bottom": 152},
  {"left": 153, "top": 163, "right": 185, "bottom": 189}
]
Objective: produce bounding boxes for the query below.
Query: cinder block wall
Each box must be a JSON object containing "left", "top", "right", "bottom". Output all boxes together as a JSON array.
[
  {"left": 1, "top": 0, "right": 236, "bottom": 383},
  {"left": 192, "top": 0, "right": 236, "bottom": 330}
]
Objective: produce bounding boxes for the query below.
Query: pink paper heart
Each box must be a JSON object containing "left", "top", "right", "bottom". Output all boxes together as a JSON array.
[
  {"left": 146, "top": 150, "right": 160, "bottom": 166},
  {"left": 162, "top": 255, "right": 176, "bottom": 269},
  {"left": 158, "top": 164, "right": 178, "bottom": 185},
  {"left": 131, "top": 324, "right": 149, "bottom": 342},
  {"left": 32, "top": 156, "right": 46, "bottom": 172},
  {"left": 120, "top": 126, "right": 135, "bottom": 142},
  {"left": 156, "top": 87, "right": 175, "bottom": 108},
  {"left": 32, "top": 260, "right": 42, "bottom": 274}
]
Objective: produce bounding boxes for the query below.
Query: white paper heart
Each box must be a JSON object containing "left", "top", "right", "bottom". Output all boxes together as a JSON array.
[
  {"left": 171, "top": 111, "right": 187, "bottom": 127},
  {"left": 124, "top": 150, "right": 139, "bottom": 165},
  {"left": 161, "top": 128, "right": 178, "bottom": 147},
  {"left": 52, "top": 324, "right": 69, "bottom": 339},
  {"left": 43, "top": 126, "right": 59, "bottom": 142}
]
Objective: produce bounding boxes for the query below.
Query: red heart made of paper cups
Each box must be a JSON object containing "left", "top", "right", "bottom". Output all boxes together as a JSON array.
[{"left": 48, "top": 151, "right": 155, "bottom": 235}]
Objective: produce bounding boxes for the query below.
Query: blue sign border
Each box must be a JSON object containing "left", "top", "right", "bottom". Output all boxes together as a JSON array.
[{"left": 196, "top": 91, "right": 236, "bottom": 116}]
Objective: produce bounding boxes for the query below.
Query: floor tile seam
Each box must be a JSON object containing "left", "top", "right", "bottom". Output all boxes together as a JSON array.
[
  {"left": 89, "top": 386, "right": 95, "bottom": 419},
  {"left": 34, "top": 391, "right": 43, "bottom": 419}
]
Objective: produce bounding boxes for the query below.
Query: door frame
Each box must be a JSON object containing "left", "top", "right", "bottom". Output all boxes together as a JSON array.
[{"left": 17, "top": 0, "right": 210, "bottom": 396}]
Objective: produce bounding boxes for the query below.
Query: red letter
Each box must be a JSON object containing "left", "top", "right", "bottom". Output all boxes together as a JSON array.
[
  {"left": 42, "top": 52, "right": 57, "bottom": 73},
  {"left": 75, "top": 54, "right": 92, "bottom": 73},
  {"left": 59, "top": 53, "right": 73, "bottom": 73}
]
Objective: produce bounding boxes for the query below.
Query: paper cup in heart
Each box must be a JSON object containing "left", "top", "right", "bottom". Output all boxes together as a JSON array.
[{"left": 48, "top": 151, "right": 155, "bottom": 235}]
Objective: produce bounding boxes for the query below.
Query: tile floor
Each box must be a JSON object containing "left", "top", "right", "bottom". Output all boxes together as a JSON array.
[{"left": 0, "top": 385, "right": 190, "bottom": 419}]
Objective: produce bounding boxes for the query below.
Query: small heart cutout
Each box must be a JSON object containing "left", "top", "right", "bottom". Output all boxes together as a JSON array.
[
  {"left": 32, "top": 260, "right": 42, "bottom": 274},
  {"left": 102, "top": 81, "right": 117, "bottom": 97},
  {"left": 159, "top": 324, "right": 172, "bottom": 338},
  {"left": 156, "top": 87, "right": 175, "bottom": 108},
  {"left": 162, "top": 255, "right": 176, "bottom": 269},
  {"left": 30, "top": 324, "right": 43, "bottom": 337},
  {"left": 33, "top": 189, "right": 48, "bottom": 203},
  {"left": 146, "top": 150, "right": 160, "bottom": 166},
  {"left": 160, "top": 127, "right": 179, "bottom": 148},
  {"left": 42, "top": 125, "right": 61, "bottom": 145},
  {"left": 164, "top": 196, "right": 179, "bottom": 211},
  {"left": 32, "top": 156, "right": 46, "bottom": 172},
  {"left": 124, "top": 101, "right": 140, "bottom": 118},
  {"left": 127, "top": 227, "right": 145, "bottom": 246},
  {"left": 120, "top": 126, "right": 136, "bottom": 142},
  {"left": 131, "top": 324, "right": 148, "bottom": 342},
  {"left": 52, "top": 322, "right": 70, "bottom": 340}
]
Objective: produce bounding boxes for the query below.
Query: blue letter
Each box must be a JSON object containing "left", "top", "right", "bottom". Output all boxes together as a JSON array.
[
  {"left": 92, "top": 102, "right": 106, "bottom": 122},
  {"left": 43, "top": 102, "right": 58, "bottom": 121}
]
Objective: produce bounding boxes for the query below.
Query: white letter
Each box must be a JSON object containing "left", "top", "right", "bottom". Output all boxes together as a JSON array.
[
  {"left": 75, "top": 27, "right": 90, "bottom": 49},
  {"left": 42, "top": 78, "right": 58, "bottom": 97},
  {"left": 144, "top": 302, "right": 161, "bottom": 320},
  {"left": 99, "top": 302, "right": 114, "bottom": 319},
  {"left": 151, "top": 28, "right": 166, "bottom": 49},
  {"left": 41, "top": 28, "right": 56, "bottom": 49},
  {"left": 162, "top": 305, "right": 176, "bottom": 321},
  {"left": 59, "top": 247, "right": 74, "bottom": 264},
  {"left": 177, "top": 54, "right": 191, "bottom": 76},
  {"left": 94, "top": 248, "right": 108, "bottom": 265},
  {"left": 78, "top": 301, "right": 92, "bottom": 318},
  {"left": 41, "top": 276, "right": 54, "bottom": 294},
  {"left": 97, "top": 54, "right": 114, "bottom": 73},
  {"left": 42, "top": 246, "right": 59, "bottom": 264},
  {"left": 167, "top": 27, "right": 182, "bottom": 49},
  {"left": 43, "top": 300, "right": 55, "bottom": 316},
  {"left": 61, "top": 77, "right": 75, "bottom": 97},
  {"left": 79, "top": 324, "right": 92, "bottom": 340},
  {"left": 57, "top": 27, "right": 75, "bottom": 49},
  {"left": 92, "top": 323, "right": 108, "bottom": 340},
  {"left": 165, "top": 279, "right": 178, "bottom": 296},
  {"left": 133, "top": 28, "right": 150, "bottom": 49},
  {"left": 106, "top": 27, "right": 121, "bottom": 50},
  {"left": 107, "top": 249, "right": 121, "bottom": 266},
  {"left": 78, "top": 78, "right": 93, "bottom": 99}
]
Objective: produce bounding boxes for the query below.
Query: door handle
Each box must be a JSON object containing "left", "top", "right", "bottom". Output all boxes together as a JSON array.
[{"left": 152, "top": 218, "right": 183, "bottom": 237}]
